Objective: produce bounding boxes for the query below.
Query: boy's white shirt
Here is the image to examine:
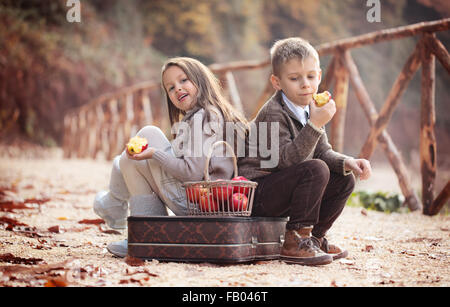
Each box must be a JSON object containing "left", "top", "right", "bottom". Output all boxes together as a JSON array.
[{"left": 281, "top": 92, "right": 309, "bottom": 126}]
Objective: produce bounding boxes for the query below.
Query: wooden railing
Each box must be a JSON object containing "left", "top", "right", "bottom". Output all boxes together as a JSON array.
[{"left": 63, "top": 18, "right": 450, "bottom": 215}]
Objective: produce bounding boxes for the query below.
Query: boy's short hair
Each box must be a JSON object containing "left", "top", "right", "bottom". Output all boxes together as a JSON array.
[{"left": 270, "top": 37, "right": 320, "bottom": 77}]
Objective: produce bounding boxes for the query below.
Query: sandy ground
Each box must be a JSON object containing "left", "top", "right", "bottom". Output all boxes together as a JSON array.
[{"left": 0, "top": 150, "right": 449, "bottom": 287}]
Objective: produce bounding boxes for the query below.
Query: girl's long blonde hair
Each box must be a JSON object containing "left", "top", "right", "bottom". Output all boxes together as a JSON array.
[{"left": 161, "top": 57, "right": 248, "bottom": 140}]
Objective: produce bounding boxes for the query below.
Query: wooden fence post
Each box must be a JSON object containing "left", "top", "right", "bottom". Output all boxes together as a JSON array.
[
  {"left": 142, "top": 91, "right": 154, "bottom": 126},
  {"left": 330, "top": 50, "right": 349, "bottom": 152},
  {"left": 424, "top": 33, "right": 450, "bottom": 74},
  {"left": 107, "top": 99, "right": 119, "bottom": 160},
  {"left": 428, "top": 181, "right": 450, "bottom": 215},
  {"left": 319, "top": 56, "right": 336, "bottom": 93},
  {"left": 93, "top": 104, "right": 104, "bottom": 159},
  {"left": 62, "top": 115, "right": 71, "bottom": 159},
  {"left": 77, "top": 109, "right": 87, "bottom": 158},
  {"left": 124, "top": 93, "right": 134, "bottom": 141},
  {"left": 420, "top": 33, "right": 437, "bottom": 215},
  {"left": 225, "top": 71, "right": 245, "bottom": 115},
  {"left": 100, "top": 103, "right": 111, "bottom": 160},
  {"left": 85, "top": 109, "right": 96, "bottom": 159}
]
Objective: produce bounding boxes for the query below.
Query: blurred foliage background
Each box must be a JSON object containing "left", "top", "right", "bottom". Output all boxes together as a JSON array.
[{"left": 0, "top": 0, "right": 449, "bottom": 171}]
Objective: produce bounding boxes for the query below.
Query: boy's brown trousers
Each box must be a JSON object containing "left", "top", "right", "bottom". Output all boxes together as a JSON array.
[{"left": 251, "top": 159, "right": 355, "bottom": 238}]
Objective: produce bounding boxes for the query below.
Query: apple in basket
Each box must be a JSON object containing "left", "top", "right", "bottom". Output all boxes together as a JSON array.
[
  {"left": 186, "top": 184, "right": 208, "bottom": 204},
  {"left": 199, "top": 194, "right": 219, "bottom": 212},
  {"left": 231, "top": 176, "right": 250, "bottom": 196},
  {"left": 231, "top": 193, "right": 248, "bottom": 211},
  {"left": 211, "top": 179, "right": 234, "bottom": 202}
]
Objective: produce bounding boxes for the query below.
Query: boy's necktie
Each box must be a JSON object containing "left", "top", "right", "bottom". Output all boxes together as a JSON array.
[{"left": 304, "top": 109, "right": 310, "bottom": 126}]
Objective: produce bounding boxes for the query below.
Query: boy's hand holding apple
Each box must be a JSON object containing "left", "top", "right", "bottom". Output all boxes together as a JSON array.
[{"left": 309, "top": 91, "right": 336, "bottom": 128}]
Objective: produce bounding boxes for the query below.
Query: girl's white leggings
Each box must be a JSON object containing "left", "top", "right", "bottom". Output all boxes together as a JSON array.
[{"left": 118, "top": 126, "right": 188, "bottom": 216}]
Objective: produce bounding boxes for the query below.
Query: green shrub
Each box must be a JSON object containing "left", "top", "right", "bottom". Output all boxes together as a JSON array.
[{"left": 347, "top": 191, "right": 409, "bottom": 213}]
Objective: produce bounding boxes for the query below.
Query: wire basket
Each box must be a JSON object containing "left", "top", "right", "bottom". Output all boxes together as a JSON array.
[{"left": 182, "top": 141, "right": 257, "bottom": 216}]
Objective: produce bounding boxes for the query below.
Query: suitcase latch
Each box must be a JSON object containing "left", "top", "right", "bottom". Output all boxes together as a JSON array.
[
  {"left": 279, "top": 234, "right": 285, "bottom": 244},
  {"left": 251, "top": 236, "right": 258, "bottom": 248}
]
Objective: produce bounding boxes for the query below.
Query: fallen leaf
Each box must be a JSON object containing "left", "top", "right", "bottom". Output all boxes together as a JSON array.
[
  {"left": 13, "top": 228, "right": 44, "bottom": 239},
  {"left": 78, "top": 219, "right": 104, "bottom": 225},
  {"left": 48, "top": 225, "right": 61, "bottom": 233},
  {"left": 400, "top": 250, "right": 416, "bottom": 256},
  {"left": 379, "top": 279, "right": 395, "bottom": 285},
  {"left": 0, "top": 186, "right": 18, "bottom": 195},
  {"left": 100, "top": 229, "right": 121, "bottom": 235},
  {"left": 363, "top": 245, "right": 374, "bottom": 252},
  {"left": 126, "top": 267, "right": 159, "bottom": 278},
  {"left": 0, "top": 218, "right": 39, "bottom": 236},
  {"left": 24, "top": 197, "right": 51, "bottom": 205},
  {"left": 130, "top": 273, "right": 150, "bottom": 283},
  {"left": 44, "top": 277, "right": 68, "bottom": 287},
  {"left": 0, "top": 253, "right": 43, "bottom": 265},
  {"left": 0, "top": 216, "right": 29, "bottom": 229},
  {"left": 331, "top": 280, "right": 341, "bottom": 287},
  {"left": 125, "top": 256, "right": 145, "bottom": 267},
  {"left": 0, "top": 201, "right": 35, "bottom": 212},
  {"left": 143, "top": 269, "right": 158, "bottom": 278},
  {"left": 97, "top": 225, "right": 120, "bottom": 235}
]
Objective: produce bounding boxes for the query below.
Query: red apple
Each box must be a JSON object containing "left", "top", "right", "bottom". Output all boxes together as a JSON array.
[
  {"left": 231, "top": 193, "right": 248, "bottom": 211},
  {"left": 186, "top": 184, "right": 208, "bottom": 204},
  {"left": 199, "top": 194, "right": 219, "bottom": 212},
  {"left": 231, "top": 176, "right": 250, "bottom": 196},
  {"left": 211, "top": 180, "right": 234, "bottom": 203}
]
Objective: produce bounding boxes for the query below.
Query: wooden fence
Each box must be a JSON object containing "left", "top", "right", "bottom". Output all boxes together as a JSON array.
[{"left": 63, "top": 18, "right": 450, "bottom": 215}]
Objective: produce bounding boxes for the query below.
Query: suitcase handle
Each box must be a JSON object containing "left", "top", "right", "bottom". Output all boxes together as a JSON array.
[{"left": 204, "top": 141, "right": 238, "bottom": 181}]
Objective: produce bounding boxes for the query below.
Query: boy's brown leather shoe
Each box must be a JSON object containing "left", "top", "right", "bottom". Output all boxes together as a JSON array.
[
  {"left": 280, "top": 227, "right": 333, "bottom": 266},
  {"left": 313, "top": 236, "right": 348, "bottom": 260}
]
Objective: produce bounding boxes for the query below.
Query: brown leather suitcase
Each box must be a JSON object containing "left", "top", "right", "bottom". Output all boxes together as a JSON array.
[{"left": 127, "top": 216, "right": 287, "bottom": 263}]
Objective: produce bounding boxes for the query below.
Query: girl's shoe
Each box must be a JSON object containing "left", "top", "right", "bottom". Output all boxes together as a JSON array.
[
  {"left": 93, "top": 191, "right": 128, "bottom": 229},
  {"left": 107, "top": 239, "right": 128, "bottom": 258}
]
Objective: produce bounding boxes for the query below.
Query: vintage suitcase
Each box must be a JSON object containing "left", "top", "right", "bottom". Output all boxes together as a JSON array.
[{"left": 127, "top": 216, "right": 288, "bottom": 263}]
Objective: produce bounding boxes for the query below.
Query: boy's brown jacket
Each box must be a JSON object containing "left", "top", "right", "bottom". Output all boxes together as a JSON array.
[{"left": 238, "top": 90, "right": 351, "bottom": 180}]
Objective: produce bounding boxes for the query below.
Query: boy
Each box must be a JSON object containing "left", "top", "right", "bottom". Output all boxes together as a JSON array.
[{"left": 238, "top": 37, "right": 372, "bottom": 265}]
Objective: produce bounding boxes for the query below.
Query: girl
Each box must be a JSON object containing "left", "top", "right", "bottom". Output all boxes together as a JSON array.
[{"left": 94, "top": 57, "right": 248, "bottom": 257}]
